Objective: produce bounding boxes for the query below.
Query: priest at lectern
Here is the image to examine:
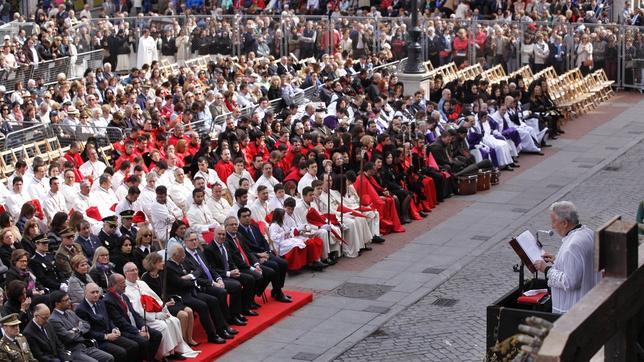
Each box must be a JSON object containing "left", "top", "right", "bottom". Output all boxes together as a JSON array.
[{"left": 533, "top": 201, "right": 601, "bottom": 314}]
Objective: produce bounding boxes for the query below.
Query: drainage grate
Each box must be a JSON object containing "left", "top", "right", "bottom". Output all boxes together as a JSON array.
[
  {"left": 334, "top": 282, "right": 393, "bottom": 300},
  {"left": 432, "top": 298, "right": 459, "bottom": 307},
  {"left": 422, "top": 267, "right": 446, "bottom": 274},
  {"left": 364, "top": 305, "right": 391, "bottom": 314},
  {"left": 604, "top": 165, "right": 621, "bottom": 171},
  {"left": 293, "top": 352, "right": 320, "bottom": 361}
]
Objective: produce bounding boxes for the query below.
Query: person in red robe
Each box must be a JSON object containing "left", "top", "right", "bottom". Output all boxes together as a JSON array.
[
  {"left": 215, "top": 149, "right": 235, "bottom": 184},
  {"left": 114, "top": 140, "right": 138, "bottom": 170},
  {"left": 353, "top": 162, "right": 405, "bottom": 234}
]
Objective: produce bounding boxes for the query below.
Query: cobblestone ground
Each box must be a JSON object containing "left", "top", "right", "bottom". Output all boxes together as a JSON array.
[{"left": 336, "top": 139, "right": 644, "bottom": 362}]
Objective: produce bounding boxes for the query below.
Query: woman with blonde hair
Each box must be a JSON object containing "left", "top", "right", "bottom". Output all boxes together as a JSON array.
[
  {"left": 67, "top": 254, "right": 97, "bottom": 305},
  {"left": 141, "top": 252, "right": 198, "bottom": 346}
]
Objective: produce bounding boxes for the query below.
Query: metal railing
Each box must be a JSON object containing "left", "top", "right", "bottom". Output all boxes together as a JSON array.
[{"left": 0, "top": 50, "right": 103, "bottom": 93}]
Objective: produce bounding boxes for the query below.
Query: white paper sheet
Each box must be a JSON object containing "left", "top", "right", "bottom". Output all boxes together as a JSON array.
[{"left": 516, "top": 230, "right": 544, "bottom": 264}]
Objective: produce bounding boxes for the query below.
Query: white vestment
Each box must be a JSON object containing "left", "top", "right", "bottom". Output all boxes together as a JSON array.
[{"left": 137, "top": 35, "right": 159, "bottom": 68}]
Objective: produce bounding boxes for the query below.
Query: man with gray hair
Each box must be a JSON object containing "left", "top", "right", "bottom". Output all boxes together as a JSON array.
[{"left": 534, "top": 201, "right": 600, "bottom": 314}]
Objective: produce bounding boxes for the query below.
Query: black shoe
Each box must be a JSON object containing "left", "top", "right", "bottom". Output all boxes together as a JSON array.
[
  {"left": 402, "top": 219, "right": 411, "bottom": 224},
  {"left": 230, "top": 317, "right": 247, "bottom": 326},
  {"left": 558, "top": 129, "right": 565, "bottom": 134},
  {"left": 208, "top": 336, "right": 226, "bottom": 344},
  {"left": 419, "top": 211, "right": 429, "bottom": 218},
  {"left": 541, "top": 141, "right": 552, "bottom": 147},
  {"left": 511, "top": 162, "right": 520, "bottom": 168},
  {"left": 287, "top": 269, "right": 302, "bottom": 276},
  {"left": 242, "top": 309, "right": 259, "bottom": 316},
  {"left": 361, "top": 246, "right": 373, "bottom": 252},
  {"left": 167, "top": 353, "right": 187, "bottom": 360},
  {"left": 250, "top": 301, "right": 261, "bottom": 309},
  {"left": 309, "top": 261, "right": 326, "bottom": 271},
  {"left": 219, "top": 331, "right": 235, "bottom": 340},
  {"left": 323, "top": 257, "right": 337, "bottom": 265},
  {"left": 275, "top": 294, "right": 292, "bottom": 303},
  {"left": 226, "top": 327, "right": 239, "bottom": 335},
  {"left": 236, "top": 314, "right": 248, "bottom": 322},
  {"left": 537, "top": 151, "right": 545, "bottom": 155},
  {"left": 503, "top": 165, "right": 514, "bottom": 171},
  {"left": 372, "top": 235, "right": 385, "bottom": 243}
]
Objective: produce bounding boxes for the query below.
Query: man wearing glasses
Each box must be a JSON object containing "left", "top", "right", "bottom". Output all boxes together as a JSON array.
[
  {"left": 23, "top": 303, "right": 72, "bottom": 361},
  {"left": 30, "top": 233, "right": 69, "bottom": 293}
]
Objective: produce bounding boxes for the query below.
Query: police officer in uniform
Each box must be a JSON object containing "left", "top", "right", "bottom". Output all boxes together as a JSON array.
[
  {"left": 0, "top": 313, "right": 38, "bottom": 362},
  {"left": 98, "top": 216, "right": 120, "bottom": 252},
  {"left": 29, "top": 234, "right": 68, "bottom": 293},
  {"left": 118, "top": 210, "right": 138, "bottom": 241}
]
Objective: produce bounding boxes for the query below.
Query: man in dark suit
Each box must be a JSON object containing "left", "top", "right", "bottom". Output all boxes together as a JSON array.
[
  {"left": 236, "top": 207, "right": 291, "bottom": 303},
  {"left": 223, "top": 216, "right": 274, "bottom": 307},
  {"left": 104, "top": 273, "right": 161, "bottom": 362},
  {"left": 205, "top": 226, "right": 258, "bottom": 316},
  {"left": 98, "top": 216, "right": 120, "bottom": 252},
  {"left": 23, "top": 303, "right": 72, "bottom": 362},
  {"left": 48, "top": 291, "right": 114, "bottom": 362},
  {"left": 165, "top": 244, "right": 236, "bottom": 344},
  {"left": 75, "top": 283, "right": 139, "bottom": 362},
  {"left": 183, "top": 231, "right": 246, "bottom": 326},
  {"left": 28, "top": 234, "right": 67, "bottom": 293},
  {"left": 429, "top": 130, "right": 480, "bottom": 176},
  {"left": 75, "top": 220, "right": 103, "bottom": 261}
]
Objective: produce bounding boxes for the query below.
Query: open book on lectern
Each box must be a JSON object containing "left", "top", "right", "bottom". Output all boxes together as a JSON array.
[{"left": 509, "top": 230, "right": 544, "bottom": 273}]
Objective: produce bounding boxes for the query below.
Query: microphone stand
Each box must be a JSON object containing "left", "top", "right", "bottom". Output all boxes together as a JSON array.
[
  {"left": 162, "top": 223, "right": 170, "bottom": 302},
  {"left": 339, "top": 164, "right": 345, "bottom": 256}
]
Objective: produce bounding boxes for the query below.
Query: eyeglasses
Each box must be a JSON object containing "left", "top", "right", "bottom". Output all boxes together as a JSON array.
[{"left": 143, "top": 234, "right": 152, "bottom": 237}]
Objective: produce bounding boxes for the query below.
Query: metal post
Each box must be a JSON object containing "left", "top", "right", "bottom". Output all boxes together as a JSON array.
[{"left": 403, "top": 0, "right": 424, "bottom": 73}]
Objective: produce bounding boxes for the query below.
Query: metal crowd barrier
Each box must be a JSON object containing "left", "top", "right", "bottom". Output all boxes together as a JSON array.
[{"left": 0, "top": 50, "right": 103, "bottom": 93}]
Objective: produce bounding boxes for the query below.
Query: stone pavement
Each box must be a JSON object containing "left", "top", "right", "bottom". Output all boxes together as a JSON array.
[{"left": 218, "top": 93, "right": 644, "bottom": 362}]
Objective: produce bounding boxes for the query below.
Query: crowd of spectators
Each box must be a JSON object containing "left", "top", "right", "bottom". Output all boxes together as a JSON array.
[{"left": 0, "top": 0, "right": 638, "bottom": 360}]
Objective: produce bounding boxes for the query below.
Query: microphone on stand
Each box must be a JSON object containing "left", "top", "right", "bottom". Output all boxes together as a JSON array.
[{"left": 537, "top": 230, "right": 554, "bottom": 237}]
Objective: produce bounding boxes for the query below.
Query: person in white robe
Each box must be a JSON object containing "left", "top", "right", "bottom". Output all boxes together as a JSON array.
[
  {"left": 60, "top": 169, "right": 81, "bottom": 210},
  {"left": 534, "top": 201, "right": 601, "bottom": 314},
  {"left": 123, "top": 262, "right": 199, "bottom": 359},
  {"left": 267, "top": 184, "right": 287, "bottom": 211},
  {"left": 137, "top": 29, "right": 159, "bottom": 69},
  {"left": 150, "top": 186, "right": 182, "bottom": 242},
  {"left": 297, "top": 161, "right": 318, "bottom": 196},
  {"left": 504, "top": 96, "right": 545, "bottom": 153},
  {"left": 205, "top": 184, "right": 231, "bottom": 225},
  {"left": 489, "top": 107, "right": 521, "bottom": 156},
  {"left": 89, "top": 174, "right": 119, "bottom": 218},
  {"left": 292, "top": 189, "right": 341, "bottom": 261},
  {"left": 248, "top": 185, "right": 271, "bottom": 225},
  {"left": 115, "top": 186, "right": 143, "bottom": 218},
  {"left": 316, "top": 181, "right": 371, "bottom": 259},
  {"left": 139, "top": 174, "right": 160, "bottom": 218},
  {"left": 252, "top": 163, "right": 279, "bottom": 198},
  {"left": 0, "top": 180, "right": 9, "bottom": 206},
  {"left": 4, "top": 178, "right": 30, "bottom": 218},
  {"left": 43, "top": 178, "right": 68, "bottom": 222},
  {"left": 27, "top": 164, "right": 50, "bottom": 200},
  {"left": 186, "top": 188, "right": 220, "bottom": 234},
  {"left": 194, "top": 159, "right": 226, "bottom": 189},
  {"left": 78, "top": 148, "right": 107, "bottom": 181},
  {"left": 227, "top": 188, "right": 249, "bottom": 219},
  {"left": 226, "top": 159, "right": 255, "bottom": 196},
  {"left": 168, "top": 169, "right": 194, "bottom": 213},
  {"left": 475, "top": 113, "right": 515, "bottom": 168}
]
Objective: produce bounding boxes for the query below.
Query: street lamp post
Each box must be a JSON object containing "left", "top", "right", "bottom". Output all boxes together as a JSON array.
[{"left": 403, "top": 0, "right": 425, "bottom": 74}]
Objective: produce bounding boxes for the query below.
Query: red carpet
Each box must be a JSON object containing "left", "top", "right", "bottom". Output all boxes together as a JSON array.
[{"left": 188, "top": 290, "right": 313, "bottom": 361}]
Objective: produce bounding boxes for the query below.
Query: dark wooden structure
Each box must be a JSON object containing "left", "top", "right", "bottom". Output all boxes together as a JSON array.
[{"left": 536, "top": 216, "right": 642, "bottom": 361}]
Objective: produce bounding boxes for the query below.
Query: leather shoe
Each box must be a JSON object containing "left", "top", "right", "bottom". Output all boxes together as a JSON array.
[
  {"left": 226, "top": 327, "right": 239, "bottom": 335},
  {"left": 230, "top": 317, "right": 247, "bottom": 326},
  {"left": 541, "top": 142, "right": 552, "bottom": 147},
  {"left": 537, "top": 151, "right": 545, "bottom": 155},
  {"left": 372, "top": 235, "right": 386, "bottom": 243},
  {"left": 511, "top": 162, "right": 520, "bottom": 168},
  {"left": 275, "top": 294, "right": 292, "bottom": 303},
  {"left": 236, "top": 314, "right": 248, "bottom": 322},
  {"left": 419, "top": 211, "right": 429, "bottom": 218},
  {"left": 242, "top": 310, "right": 259, "bottom": 316},
  {"left": 208, "top": 336, "right": 226, "bottom": 344},
  {"left": 503, "top": 165, "right": 514, "bottom": 171},
  {"left": 309, "top": 261, "right": 326, "bottom": 271},
  {"left": 219, "top": 331, "right": 234, "bottom": 340},
  {"left": 361, "top": 246, "right": 373, "bottom": 252},
  {"left": 250, "top": 301, "right": 261, "bottom": 309},
  {"left": 167, "top": 353, "right": 187, "bottom": 360}
]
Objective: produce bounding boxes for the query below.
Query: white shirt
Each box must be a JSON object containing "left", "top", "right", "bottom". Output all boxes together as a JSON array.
[
  {"left": 194, "top": 169, "right": 226, "bottom": 189},
  {"left": 4, "top": 190, "right": 29, "bottom": 218},
  {"left": 150, "top": 200, "right": 182, "bottom": 241},
  {"left": 27, "top": 177, "right": 49, "bottom": 200},
  {"left": 227, "top": 170, "right": 255, "bottom": 196},
  {"left": 79, "top": 160, "right": 107, "bottom": 179},
  {"left": 43, "top": 190, "right": 68, "bottom": 221},
  {"left": 187, "top": 202, "right": 219, "bottom": 233},
  {"left": 297, "top": 173, "right": 317, "bottom": 196},
  {"left": 206, "top": 196, "right": 231, "bottom": 225},
  {"left": 253, "top": 175, "right": 279, "bottom": 198},
  {"left": 168, "top": 179, "right": 194, "bottom": 213},
  {"left": 547, "top": 225, "right": 601, "bottom": 313},
  {"left": 89, "top": 186, "right": 119, "bottom": 218},
  {"left": 248, "top": 199, "right": 270, "bottom": 224},
  {"left": 61, "top": 183, "right": 80, "bottom": 210}
]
